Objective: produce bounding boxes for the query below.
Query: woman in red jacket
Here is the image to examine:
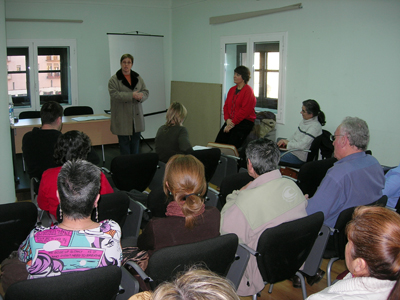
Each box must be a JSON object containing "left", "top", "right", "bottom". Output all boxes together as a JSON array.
[
  {"left": 37, "top": 130, "right": 114, "bottom": 219},
  {"left": 215, "top": 65, "right": 256, "bottom": 149}
]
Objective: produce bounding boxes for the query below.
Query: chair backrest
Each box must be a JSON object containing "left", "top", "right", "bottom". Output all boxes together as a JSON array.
[
  {"left": 5, "top": 265, "right": 121, "bottom": 300},
  {"left": 111, "top": 153, "right": 159, "bottom": 192},
  {"left": 370, "top": 195, "right": 388, "bottom": 207},
  {"left": 122, "top": 196, "right": 147, "bottom": 247},
  {"left": 219, "top": 172, "right": 252, "bottom": 208},
  {"left": 255, "top": 212, "right": 324, "bottom": 284},
  {"left": 296, "top": 157, "right": 337, "bottom": 197},
  {"left": 331, "top": 206, "right": 356, "bottom": 260},
  {"left": 56, "top": 191, "right": 130, "bottom": 228},
  {"left": 19, "top": 111, "right": 41, "bottom": 119},
  {"left": 148, "top": 161, "right": 166, "bottom": 192},
  {"left": 95, "top": 192, "right": 130, "bottom": 227},
  {"left": 192, "top": 148, "right": 221, "bottom": 183},
  {"left": 64, "top": 106, "right": 94, "bottom": 116},
  {"left": 206, "top": 142, "right": 239, "bottom": 157},
  {"left": 0, "top": 202, "right": 37, "bottom": 262},
  {"left": 306, "top": 134, "right": 323, "bottom": 162},
  {"left": 319, "top": 129, "right": 334, "bottom": 159},
  {"left": 146, "top": 233, "right": 238, "bottom": 288}
]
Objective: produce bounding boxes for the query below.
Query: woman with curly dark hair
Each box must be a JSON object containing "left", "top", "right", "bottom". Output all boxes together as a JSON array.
[{"left": 37, "top": 130, "right": 113, "bottom": 219}]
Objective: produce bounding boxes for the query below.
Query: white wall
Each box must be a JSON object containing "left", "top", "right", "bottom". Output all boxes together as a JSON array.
[
  {"left": 171, "top": 0, "right": 400, "bottom": 166},
  {"left": 3, "top": 0, "right": 400, "bottom": 171},
  {"left": 5, "top": 0, "right": 172, "bottom": 137},
  {"left": 0, "top": 0, "right": 17, "bottom": 203}
]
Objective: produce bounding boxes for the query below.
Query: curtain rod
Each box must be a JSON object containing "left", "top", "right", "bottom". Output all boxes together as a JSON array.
[
  {"left": 6, "top": 18, "right": 83, "bottom": 23},
  {"left": 210, "top": 3, "right": 302, "bottom": 25}
]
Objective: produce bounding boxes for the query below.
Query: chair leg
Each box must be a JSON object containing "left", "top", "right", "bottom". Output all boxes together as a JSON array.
[
  {"left": 326, "top": 257, "right": 339, "bottom": 286},
  {"left": 268, "top": 284, "right": 274, "bottom": 293},
  {"left": 102, "top": 145, "right": 105, "bottom": 163},
  {"left": 296, "top": 271, "right": 307, "bottom": 299},
  {"left": 252, "top": 294, "right": 257, "bottom": 300},
  {"left": 22, "top": 154, "right": 26, "bottom": 172}
]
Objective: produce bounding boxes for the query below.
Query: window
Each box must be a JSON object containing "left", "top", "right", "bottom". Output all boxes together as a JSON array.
[
  {"left": 220, "top": 32, "right": 287, "bottom": 123},
  {"left": 6, "top": 39, "right": 78, "bottom": 112}
]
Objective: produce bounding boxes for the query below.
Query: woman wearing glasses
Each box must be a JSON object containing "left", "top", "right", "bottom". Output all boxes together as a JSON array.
[{"left": 278, "top": 99, "right": 326, "bottom": 164}]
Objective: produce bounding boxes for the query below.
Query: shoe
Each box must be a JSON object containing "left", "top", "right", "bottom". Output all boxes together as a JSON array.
[
  {"left": 290, "top": 275, "right": 301, "bottom": 288},
  {"left": 306, "top": 269, "right": 325, "bottom": 286}
]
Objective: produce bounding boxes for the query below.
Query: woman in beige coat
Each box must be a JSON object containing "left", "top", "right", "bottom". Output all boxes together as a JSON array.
[{"left": 108, "top": 53, "right": 149, "bottom": 155}]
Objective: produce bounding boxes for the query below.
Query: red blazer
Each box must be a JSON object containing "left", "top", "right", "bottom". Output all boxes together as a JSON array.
[{"left": 223, "top": 84, "right": 256, "bottom": 125}]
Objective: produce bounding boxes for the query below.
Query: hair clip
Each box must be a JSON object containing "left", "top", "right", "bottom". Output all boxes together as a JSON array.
[{"left": 183, "top": 193, "right": 201, "bottom": 200}]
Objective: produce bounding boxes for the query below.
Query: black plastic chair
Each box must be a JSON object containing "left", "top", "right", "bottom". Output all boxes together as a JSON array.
[
  {"left": 19, "top": 111, "right": 41, "bottom": 120},
  {"left": 192, "top": 148, "right": 221, "bottom": 183},
  {"left": 279, "top": 129, "right": 333, "bottom": 170},
  {"left": 64, "top": 106, "right": 94, "bottom": 116},
  {"left": 0, "top": 202, "right": 37, "bottom": 262},
  {"left": 110, "top": 153, "right": 159, "bottom": 193},
  {"left": 19, "top": 111, "right": 42, "bottom": 172},
  {"left": 322, "top": 206, "right": 356, "bottom": 286},
  {"left": 126, "top": 233, "right": 238, "bottom": 290},
  {"left": 56, "top": 191, "right": 130, "bottom": 228},
  {"left": 218, "top": 171, "right": 253, "bottom": 210},
  {"left": 296, "top": 157, "right": 337, "bottom": 197},
  {"left": 242, "top": 212, "right": 324, "bottom": 300},
  {"left": 4, "top": 265, "right": 122, "bottom": 300}
]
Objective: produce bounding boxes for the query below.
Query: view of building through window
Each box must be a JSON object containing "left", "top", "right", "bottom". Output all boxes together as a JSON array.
[
  {"left": 7, "top": 55, "right": 61, "bottom": 100},
  {"left": 6, "top": 40, "right": 77, "bottom": 111}
]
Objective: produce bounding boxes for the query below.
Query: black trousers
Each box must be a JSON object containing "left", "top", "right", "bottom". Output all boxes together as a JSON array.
[{"left": 215, "top": 119, "right": 254, "bottom": 150}]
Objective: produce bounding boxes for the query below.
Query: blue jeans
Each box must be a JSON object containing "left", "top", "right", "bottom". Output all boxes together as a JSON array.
[
  {"left": 280, "top": 151, "right": 304, "bottom": 164},
  {"left": 118, "top": 132, "right": 141, "bottom": 155}
]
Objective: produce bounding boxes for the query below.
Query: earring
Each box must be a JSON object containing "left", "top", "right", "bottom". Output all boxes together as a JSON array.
[
  {"left": 95, "top": 207, "right": 99, "bottom": 222},
  {"left": 59, "top": 205, "right": 63, "bottom": 220}
]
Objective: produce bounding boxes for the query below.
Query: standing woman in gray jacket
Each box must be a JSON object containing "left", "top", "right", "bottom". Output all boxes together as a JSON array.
[{"left": 108, "top": 53, "right": 149, "bottom": 155}]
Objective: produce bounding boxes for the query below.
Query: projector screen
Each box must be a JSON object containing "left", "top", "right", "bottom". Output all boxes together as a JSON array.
[{"left": 107, "top": 33, "right": 167, "bottom": 115}]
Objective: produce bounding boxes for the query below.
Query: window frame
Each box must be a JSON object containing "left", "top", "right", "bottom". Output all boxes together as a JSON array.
[
  {"left": 6, "top": 39, "right": 78, "bottom": 115},
  {"left": 220, "top": 32, "right": 288, "bottom": 124}
]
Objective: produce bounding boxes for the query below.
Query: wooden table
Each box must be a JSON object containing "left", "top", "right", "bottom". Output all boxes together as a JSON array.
[{"left": 11, "top": 114, "right": 118, "bottom": 154}]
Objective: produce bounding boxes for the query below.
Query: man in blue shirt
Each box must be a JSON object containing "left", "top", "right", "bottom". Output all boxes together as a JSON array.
[
  {"left": 382, "top": 164, "right": 400, "bottom": 208},
  {"left": 306, "top": 117, "right": 384, "bottom": 228}
]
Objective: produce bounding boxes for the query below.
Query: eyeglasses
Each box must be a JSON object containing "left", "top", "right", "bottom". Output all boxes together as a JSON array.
[{"left": 330, "top": 134, "right": 344, "bottom": 142}]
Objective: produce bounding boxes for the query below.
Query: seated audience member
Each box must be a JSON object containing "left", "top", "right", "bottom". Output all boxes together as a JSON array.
[
  {"left": 278, "top": 99, "right": 325, "bottom": 164},
  {"left": 215, "top": 66, "right": 256, "bottom": 150},
  {"left": 382, "top": 164, "right": 400, "bottom": 209},
  {"left": 37, "top": 130, "right": 113, "bottom": 219},
  {"left": 149, "top": 266, "right": 240, "bottom": 300},
  {"left": 306, "top": 117, "right": 384, "bottom": 228},
  {"left": 137, "top": 154, "right": 220, "bottom": 257},
  {"left": 220, "top": 138, "right": 307, "bottom": 296},
  {"left": 155, "top": 102, "right": 193, "bottom": 163},
  {"left": 1, "top": 160, "right": 122, "bottom": 293},
  {"left": 307, "top": 206, "right": 400, "bottom": 300},
  {"left": 22, "top": 101, "right": 63, "bottom": 179}
]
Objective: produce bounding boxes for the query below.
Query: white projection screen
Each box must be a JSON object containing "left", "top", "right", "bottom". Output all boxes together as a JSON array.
[{"left": 107, "top": 33, "right": 167, "bottom": 115}]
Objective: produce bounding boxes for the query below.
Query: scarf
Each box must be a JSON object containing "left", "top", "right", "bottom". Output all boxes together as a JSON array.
[{"left": 165, "top": 200, "right": 205, "bottom": 218}]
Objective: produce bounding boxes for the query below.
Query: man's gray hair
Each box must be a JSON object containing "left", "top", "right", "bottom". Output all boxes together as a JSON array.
[
  {"left": 245, "top": 138, "right": 280, "bottom": 176},
  {"left": 339, "top": 117, "right": 370, "bottom": 151}
]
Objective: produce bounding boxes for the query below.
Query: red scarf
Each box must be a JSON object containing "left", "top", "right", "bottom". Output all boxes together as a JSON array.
[{"left": 165, "top": 200, "right": 205, "bottom": 218}]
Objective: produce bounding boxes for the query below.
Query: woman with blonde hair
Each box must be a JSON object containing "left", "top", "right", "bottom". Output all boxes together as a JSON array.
[
  {"left": 307, "top": 206, "right": 400, "bottom": 300},
  {"left": 137, "top": 154, "right": 220, "bottom": 257},
  {"left": 152, "top": 267, "right": 240, "bottom": 300},
  {"left": 129, "top": 267, "right": 239, "bottom": 300},
  {"left": 155, "top": 102, "right": 193, "bottom": 163}
]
